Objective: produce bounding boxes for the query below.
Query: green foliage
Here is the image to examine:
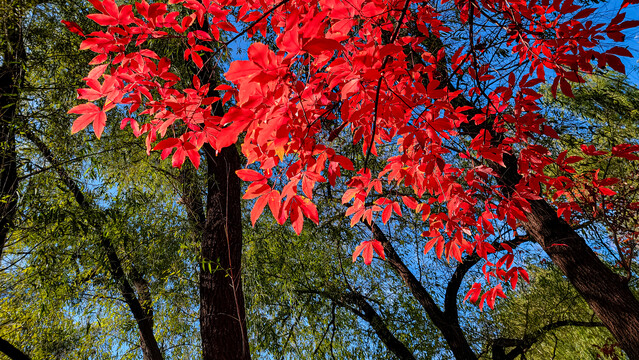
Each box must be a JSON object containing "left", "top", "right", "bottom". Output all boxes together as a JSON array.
[
  {"left": 2, "top": 1, "right": 637, "bottom": 359},
  {"left": 1, "top": 1, "right": 200, "bottom": 358},
  {"left": 479, "top": 264, "right": 622, "bottom": 359}
]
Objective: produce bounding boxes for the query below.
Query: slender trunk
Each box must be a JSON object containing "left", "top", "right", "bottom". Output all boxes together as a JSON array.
[
  {"left": 101, "top": 236, "right": 164, "bottom": 360},
  {"left": 24, "top": 130, "right": 164, "bottom": 360},
  {"left": 200, "top": 144, "right": 251, "bottom": 360},
  {"left": 0, "top": 1, "right": 23, "bottom": 262}
]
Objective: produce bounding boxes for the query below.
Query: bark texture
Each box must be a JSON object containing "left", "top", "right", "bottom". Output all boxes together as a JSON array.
[
  {"left": 200, "top": 144, "right": 251, "bottom": 360},
  {"left": 523, "top": 199, "right": 639, "bottom": 358},
  {"left": 494, "top": 147, "right": 639, "bottom": 358}
]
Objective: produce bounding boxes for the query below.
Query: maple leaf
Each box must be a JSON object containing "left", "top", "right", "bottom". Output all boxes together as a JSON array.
[
  {"left": 68, "top": 103, "right": 107, "bottom": 139},
  {"left": 352, "top": 239, "right": 385, "bottom": 265}
]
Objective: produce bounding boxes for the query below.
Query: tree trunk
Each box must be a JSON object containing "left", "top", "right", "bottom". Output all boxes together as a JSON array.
[
  {"left": 0, "top": 337, "right": 31, "bottom": 360},
  {"left": 0, "top": 1, "right": 23, "bottom": 262},
  {"left": 200, "top": 144, "right": 251, "bottom": 360},
  {"left": 523, "top": 199, "right": 639, "bottom": 358},
  {"left": 495, "top": 149, "right": 639, "bottom": 358}
]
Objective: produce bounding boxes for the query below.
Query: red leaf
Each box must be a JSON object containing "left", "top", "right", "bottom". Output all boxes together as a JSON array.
[
  {"left": 606, "top": 54, "right": 625, "bottom": 73},
  {"left": 297, "top": 196, "right": 319, "bottom": 224},
  {"left": 581, "top": 144, "right": 608, "bottom": 156},
  {"left": 302, "top": 38, "right": 344, "bottom": 55},
  {"left": 225, "top": 61, "right": 262, "bottom": 83},
  {"left": 61, "top": 20, "right": 85, "bottom": 37},
  {"left": 289, "top": 200, "right": 304, "bottom": 235},
  {"left": 236, "top": 169, "right": 266, "bottom": 182},
  {"left": 607, "top": 46, "right": 633, "bottom": 57},
  {"left": 352, "top": 239, "right": 385, "bottom": 265},
  {"left": 69, "top": 103, "right": 106, "bottom": 138},
  {"left": 598, "top": 187, "right": 617, "bottom": 196},
  {"left": 267, "top": 190, "right": 281, "bottom": 219},
  {"left": 251, "top": 194, "right": 269, "bottom": 226},
  {"left": 381, "top": 204, "right": 392, "bottom": 224},
  {"left": 559, "top": 78, "right": 574, "bottom": 98},
  {"left": 243, "top": 183, "right": 271, "bottom": 199},
  {"left": 402, "top": 196, "right": 418, "bottom": 210},
  {"left": 153, "top": 138, "right": 180, "bottom": 151},
  {"left": 87, "top": 13, "right": 118, "bottom": 26},
  {"left": 464, "top": 283, "right": 482, "bottom": 303}
]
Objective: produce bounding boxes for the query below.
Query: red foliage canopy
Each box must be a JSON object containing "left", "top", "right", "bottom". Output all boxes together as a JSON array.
[{"left": 67, "top": 0, "right": 639, "bottom": 309}]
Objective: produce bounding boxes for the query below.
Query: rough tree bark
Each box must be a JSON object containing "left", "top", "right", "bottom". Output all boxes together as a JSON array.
[
  {"left": 199, "top": 143, "right": 251, "bottom": 360},
  {"left": 178, "top": 150, "right": 252, "bottom": 360}
]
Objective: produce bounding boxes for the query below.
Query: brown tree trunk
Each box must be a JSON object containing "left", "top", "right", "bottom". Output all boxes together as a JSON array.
[
  {"left": 523, "top": 199, "right": 639, "bottom": 358},
  {"left": 494, "top": 148, "right": 639, "bottom": 358},
  {"left": 200, "top": 144, "right": 251, "bottom": 360}
]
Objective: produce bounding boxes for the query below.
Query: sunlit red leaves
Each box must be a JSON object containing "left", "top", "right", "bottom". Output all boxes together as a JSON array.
[
  {"left": 68, "top": 103, "right": 107, "bottom": 139},
  {"left": 236, "top": 169, "right": 266, "bottom": 182},
  {"left": 375, "top": 198, "right": 402, "bottom": 224},
  {"left": 69, "top": 0, "right": 639, "bottom": 308},
  {"left": 465, "top": 284, "right": 507, "bottom": 311},
  {"left": 352, "top": 239, "right": 385, "bottom": 265},
  {"left": 225, "top": 43, "right": 282, "bottom": 85},
  {"left": 152, "top": 134, "right": 201, "bottom": 168}
]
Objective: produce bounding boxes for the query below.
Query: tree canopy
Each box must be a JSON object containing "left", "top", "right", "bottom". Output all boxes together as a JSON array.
[{"left": 1, "top": 0, "right": 638, "bottom": 358}]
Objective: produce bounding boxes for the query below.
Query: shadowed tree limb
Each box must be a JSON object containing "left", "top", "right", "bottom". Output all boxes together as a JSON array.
[
  {"left": 0, "top": 337, "right": 32, "bottom": 360},
  {"left": 370, "top": 223, "right": 478, "bottom": 360},
  {"left": 298, "top": 289, "right": 416, "bottom": 360},
  {"left": 492, "top": 320, "right": 604, "bottom": 360},
  {"left": 23, "top": 129, "right": 164, "bottom": 360}
]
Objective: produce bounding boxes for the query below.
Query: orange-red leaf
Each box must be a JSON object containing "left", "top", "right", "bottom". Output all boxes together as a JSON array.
[{"left": 352, "top": 239, "right": 385, "bottom": 265}]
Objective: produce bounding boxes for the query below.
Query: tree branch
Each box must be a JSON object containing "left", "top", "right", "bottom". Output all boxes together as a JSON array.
[
  {"left": 23, "top": 129, "right": 164, "bottom": 360},
  {"left": 298, "top": 289, "right": 416, "bottom": 360},
  {"left": 492, "top": 320, "right": 604, "bottom": 360},
  {"left": 370, "top": 223, "right": 478, "bottom": 359},
  {"left": 444, "top": 235, "right": 530, "bottom": 319},
  {"left": 0, "top": 337, "right": 32, "bottom": 360}
]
